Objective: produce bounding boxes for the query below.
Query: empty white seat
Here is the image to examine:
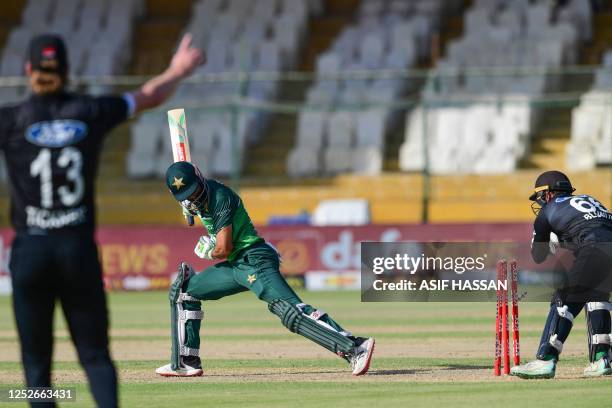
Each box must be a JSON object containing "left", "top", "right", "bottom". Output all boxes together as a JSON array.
[
  {"left": 1, "top": 51, "right": 24, "bottom": 76},
  {"left": 306, "top": 86, "right": 337, "bottom": 105},
  {"left": 327, "top": 111, "right": 355, "bottom": 147},
  {"left": 232, "top": 41, "right": 257, "bottom": 70},
  {"left": 565, "top": 141, "right": 596, "bottom": 171},
  {"left": 316, "top": 52, "right": 341, "bottom": 74},
  {"left": 352, "top": 147, "right": 382, "bottom": 175},
  {"left": 226, "top": 0, "right": 253, "bottom": 18},
  {"left": 338, "top": 87, "right": 365, "bottom": 105},
  {"left": 273, "top": 14, "right": 300, "bottom": 68},
  {"left": 126, "top": 151, "right": 157, "bottom": 178},
  {"left": 356, "top": 110, "right": 385, "bottom": 148},
  {"left": 297, "top": 111, "right": 327, "bottom": 148},
  {"left": 411, "top": 15, "right": 433, "bottom": 60},
  {"left": 210, "top": 124, "right": 238, "bottom": 176},
  {"left": 359, "top": 0, "right": 384, "bottom": 18},
  {"left": 323, "top": 148, "right": 352, "bottom": 175},
  {"left": 286, "top": 147, "right": 320, "bottom": 177},
  {"left": 359, "top": 33, "right": 385, "bottom": 69},
  {"left": 258, "top": 41, "right": 282, "bottom": 70},
  {"left": 252, "top": 0, "right": 278, "bottom": 20},
  {"left": 282, "top": 0, "right": 308, "bottom": 26},
  {"left": 390, "top": 0, "right": 412, "bottom": 15},
  {"left": 527, "top": 4, "right": 552, "bottom": 34}
]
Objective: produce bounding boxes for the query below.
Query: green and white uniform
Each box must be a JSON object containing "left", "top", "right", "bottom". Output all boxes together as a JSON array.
[{"left": 179, "top": 180, "right": 356, "bottom": 361}]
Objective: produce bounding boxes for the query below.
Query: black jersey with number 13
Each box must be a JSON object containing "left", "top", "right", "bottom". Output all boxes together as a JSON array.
[{"left": 0, "top": 93, "right": 129, "bottom": 235}]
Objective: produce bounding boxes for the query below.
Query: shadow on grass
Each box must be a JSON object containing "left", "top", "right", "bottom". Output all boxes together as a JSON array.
[
  {"left": 444, "top": 364, "right": 490, "bottom": 370},
  {"left": 368, "top": 369, "right": 430, "bottom": 376}
]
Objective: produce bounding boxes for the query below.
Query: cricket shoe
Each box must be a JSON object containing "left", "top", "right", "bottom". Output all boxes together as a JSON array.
[
  {"left": 583, "top": 356, "right": 612, "bottom": 377},
  {"left": 350, "top": 337, "right": 375, "bottom": 376},
  {"left": 510, "top": 359, "right": 556, "bottom": 379},
  {"left": 156, "top": 357, "right": 203, "bottom": 377}
]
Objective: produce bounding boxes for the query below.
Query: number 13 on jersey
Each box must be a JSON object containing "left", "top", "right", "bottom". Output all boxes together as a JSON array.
[{"left": 30, "top": 147, "right": 84, "bottom": 208}]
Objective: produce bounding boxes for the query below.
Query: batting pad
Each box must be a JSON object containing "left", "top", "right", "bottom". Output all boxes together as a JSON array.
[
  {"left": 268, "top": 299, "right": 355, "bottom": 357},
  {"left": 169, "top": 263, "right": 203, "bottom": 370}
]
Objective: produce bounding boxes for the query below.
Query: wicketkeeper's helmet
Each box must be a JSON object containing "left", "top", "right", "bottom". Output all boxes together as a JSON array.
[
  {"left": 529, "top": 170, "right": 575, "bottom": 215},
  {"left": 529, "top": 170, "right": 575, "bottom": 201}
]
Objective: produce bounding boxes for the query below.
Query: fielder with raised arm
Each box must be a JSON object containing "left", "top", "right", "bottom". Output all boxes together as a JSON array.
[
  {"left": 511, "top": 171, "right": 612, "bottom": 379},
  {"left": 155, "top": 161, "right": 375, "bottom": 377}
]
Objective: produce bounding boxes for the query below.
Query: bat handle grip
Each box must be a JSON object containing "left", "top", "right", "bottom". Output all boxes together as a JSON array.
[{"left": 187, "top": 215, "right": 194, "bottom": 227}]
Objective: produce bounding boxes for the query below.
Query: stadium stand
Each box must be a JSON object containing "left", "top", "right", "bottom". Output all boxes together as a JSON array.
[
  {"left": 399, "top": 0, "right": 590, "bottom": 174},
  {"left": 567, "top": 49, "right": 612, "bottom": 170},
  {"left": 287, "top": 0, "right": 462, "bottom": 178},
  {"left": 127, "top": 0, "right": 323, "bottom": 179},
  {"left": 0, "top": 0, "right": 610, "bottom": 228},
  {"left": 0, "top": 0, "right": 143, "bottom": 99}
]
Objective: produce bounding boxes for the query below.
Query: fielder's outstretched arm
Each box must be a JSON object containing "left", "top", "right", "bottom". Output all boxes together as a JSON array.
[{"left": 131, "top": 34, "right": 205, "bottom": 114}]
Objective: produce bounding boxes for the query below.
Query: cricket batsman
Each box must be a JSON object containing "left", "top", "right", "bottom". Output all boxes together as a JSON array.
[
  {"left": 511, "top": 171, "right": 612, "bottom": 379},
  {"left": 155, "top": 161, "right": 375, "bottom": 377}
]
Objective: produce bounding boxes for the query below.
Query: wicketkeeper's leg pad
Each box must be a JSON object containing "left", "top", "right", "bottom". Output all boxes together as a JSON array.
[
  {"left": 537, "top": 302, "right": 580, "bottom": 359},
  {"left": 268, "top": 299, "right": 355, "bottom": 358},
  {"left": 170, "top": 262, "right": 203, "bottom": 370},
  {"left": 586, "top": 301, "right": 612, "bottom": 362}
]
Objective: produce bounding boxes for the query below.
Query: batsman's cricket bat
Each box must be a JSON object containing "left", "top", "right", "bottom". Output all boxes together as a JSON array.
[{"left": 167, "top": 108, "right": 194, "bottom": 226}]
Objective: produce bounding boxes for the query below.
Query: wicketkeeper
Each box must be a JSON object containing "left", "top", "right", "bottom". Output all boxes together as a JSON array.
[
  {"left": 511, "top": 171, "right": 612, "bottom": 379},
  {"left": 155, "top": 162, "right": 375, "bottom": 377}
]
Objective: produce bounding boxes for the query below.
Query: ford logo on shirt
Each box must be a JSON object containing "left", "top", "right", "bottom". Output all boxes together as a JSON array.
[{"left": 25, "top": 120, "right": 88, "bottom": 147}]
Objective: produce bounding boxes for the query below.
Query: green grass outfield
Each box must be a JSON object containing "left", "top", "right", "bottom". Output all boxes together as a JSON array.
[{"left": 0, "top": 291, "right": 609, "bottom": 407}]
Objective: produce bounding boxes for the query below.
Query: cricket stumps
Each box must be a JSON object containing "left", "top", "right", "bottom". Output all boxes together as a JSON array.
[{"left": 494, "top": 259, "right": 520, "bottom": 376}]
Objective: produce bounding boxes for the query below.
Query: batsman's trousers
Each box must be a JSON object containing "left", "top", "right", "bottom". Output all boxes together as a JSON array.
[
  {"left": 187, "top": 242, "right": 301, "bottom": 303},
  {"left": 182, "top": 242, "right": 348, "bottom": 352}
]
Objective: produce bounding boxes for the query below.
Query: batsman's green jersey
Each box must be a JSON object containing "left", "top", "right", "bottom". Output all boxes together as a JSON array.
[{"left": 195, "top": 179, "right": 263, "bottom": 261}]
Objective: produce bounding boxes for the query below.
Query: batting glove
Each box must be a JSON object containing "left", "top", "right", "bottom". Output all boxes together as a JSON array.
[
  {"left": 180, "top": 203, "right": 196, "bottom": 226},
  {"left": 195, "top": 235, "right": 216, "bottom": 259}
]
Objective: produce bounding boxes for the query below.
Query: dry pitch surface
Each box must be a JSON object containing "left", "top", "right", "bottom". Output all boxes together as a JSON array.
[{"left": 0, "top": 291, "right": 610, "bottom": 407}]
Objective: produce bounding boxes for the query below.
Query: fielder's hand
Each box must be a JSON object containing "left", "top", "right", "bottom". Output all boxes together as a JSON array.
[
  {"left": 195, "top": 236, "right": 216, "bottom": 259},
  {"left": 170, "top": 34, "right": 205, "bottom": 77}
]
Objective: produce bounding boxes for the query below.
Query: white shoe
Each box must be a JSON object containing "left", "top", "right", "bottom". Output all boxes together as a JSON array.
[
  {"left": 510, "top": 359, "right": 556, "bottom": 379},
  {"left": 584, "top": 356, "right": 612, "bottom": 377},
  {"left": 350, "top": 337, "right": 375, "bottom": 376},
  {"left": 155, "top": 362, "right": 203, "bottom": 377}
]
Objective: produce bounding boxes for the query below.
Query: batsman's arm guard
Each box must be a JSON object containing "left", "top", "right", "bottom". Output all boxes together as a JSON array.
[
  {"left": 586, "top": 302, "right": 612, "bottom": 362},
  {"left": 170, "top": 263, "right": 203, "bottom": 370},
  {"left": 268, "top": 299, "right": 355, "bottom": 359}
]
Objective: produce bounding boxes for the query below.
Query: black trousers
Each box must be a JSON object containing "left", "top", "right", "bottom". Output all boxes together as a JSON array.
[
  {"left": 537, "top": 244, "right": 612, "bottom": 360},
  {"left": 10, "top": 232, "right": 117, "bottom": 407}
]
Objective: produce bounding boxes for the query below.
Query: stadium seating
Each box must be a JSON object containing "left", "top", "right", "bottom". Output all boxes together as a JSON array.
[
  {"left": 288, "top": 0, "right": 457, "bottom": 177},
  {"left": 399, "top": 0, "right": 588, "bottom": 174},
  {"left": 567, "top": 49, "right": 612, "bottom": 170},
  {"left": 128, "top": 0, "right": 323, "bottom": 178},
  {"left": 0, "top": 0, "right": 143, "bottom": 101}
]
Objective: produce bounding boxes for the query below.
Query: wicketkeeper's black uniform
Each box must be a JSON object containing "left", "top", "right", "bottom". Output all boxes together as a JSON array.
[{"left": 530, "top": 171, "right": 612, "bottom": 363}]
